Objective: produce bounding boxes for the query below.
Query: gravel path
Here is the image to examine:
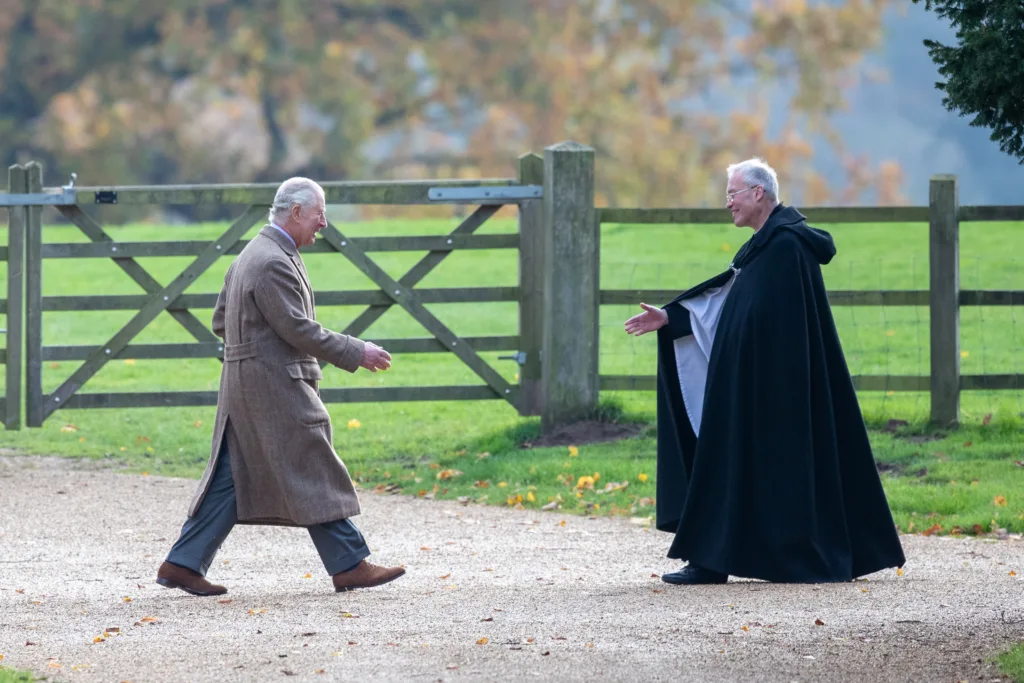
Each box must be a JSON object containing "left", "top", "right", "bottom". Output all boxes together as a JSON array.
[{"left": 1, "top": 455, "right": 1022, "bottom": 682}]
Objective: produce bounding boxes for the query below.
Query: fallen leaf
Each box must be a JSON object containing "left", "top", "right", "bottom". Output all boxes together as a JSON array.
[
  {"left": 637, "top": 473, "right": 648, "bottom": 483},
  {"left": 93, "top": 636, "right": 105, "bottom": 644},
  {"left": 217, "top": 599, "right": 232, "bottom": 605},
  {"left": 568, "top": 445, "right": 579, "bottom": 457},
  {"left": 248, "top": 608, "right": 267, "bottom": 615},
  {"left": 347, "top": 419, "right": 361, "bottom": 429},
  {"left": 105, "top": 627, "right": 120, "bottom": 634},
  {"left": 476, "top": 637, "right": 489, "bottom": 645},
  {"left": 557, "top": 520, "right": 566, "bottom": 527},
  {"left": 542, "top": 651, "right": 551, "bottom": 656},
  {"left": 61, "top": 424, "right": 79, "bottom": 432},
  {"left": 124, "top": 358, "right": 136, "bottom": 365},
  {"left": 982, "top": 413, "right": 992, "bottom": 426},
  {"left": 741, "top": 625, "right": 749, "bottom": 632},
  {"left": 480, "top": 617, "right": 494, "bottom": 622},
  {"left": 302, "top": 632, "right": 317, "bottom": 637},
  {"left": 420, "top": 546, "right": 431, "bottom": 552},
  {"left": 920, "top": 523, "right": 943, "bottom": 537},
  {"left": 436, "top": 469, "right": 463, "bottom": 481},
  {"left": 194, "top": 420, "right": 203, "bottom": 428},
  {"left": 815, "top": 619, "right": 825, "bottom": 626},
  {"left": 1010, "top": 571, "right": 1017, "bottom": 577},
  {"left": 122, "top": 597, "right": 132, "bottom": 603},
  {"left": 994, "top": 495, "right": 1007, "bottom": 507},
  {"left": 896, "top": 568, "right": 904, "bottom": 577}
]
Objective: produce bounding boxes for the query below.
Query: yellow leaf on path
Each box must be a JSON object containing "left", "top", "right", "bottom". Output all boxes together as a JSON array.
[
  {"left": 558, "top": 520, "right": 566, "bottom": 527},
  {"left": 741, "top": 625, "right": 749, "bottom": 631},
  {"left": 638, "top": 473, "right": 648, "bottom": 483},
  {"left": 896, "top": 568, "right": 904, "bottom": 577},
  {"left": 476, "top": 637, "right": 488, "bottom": 645},
  {"left": 303, "top": 573, "right": 312, "bottom": 579},
  {"left": 48, "top": 662, "right": 61, "bottom": 669},
  {"left": 0, "top": 654, "right": 4, "bottom": 662},
  {"left": 93, "top": 636, "right": 105, "bottom": 643},
  {"left": 1010, "top": 570, "right": 1017, "bottom": 577},
  {"left": 122, "top": 597, "right": 132, "bottom": 603},
  {"left": 439, "top": 573, "right": 451, "bottom": 579},
  {"left": 140, "top": 616, "right": 159, "bottom": 623}
]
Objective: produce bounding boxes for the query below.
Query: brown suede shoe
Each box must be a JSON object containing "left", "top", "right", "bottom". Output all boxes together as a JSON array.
[
  {"left": 155, "top": 561, "right": 227, "bottom": 596},
  {"left": 332, "top": 560, "right": 406, "bottom": 592}
]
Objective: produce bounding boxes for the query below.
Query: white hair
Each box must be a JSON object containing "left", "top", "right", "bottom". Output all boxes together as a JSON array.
[
  {"left": 269, "top": 177, "right": 324, "bottom": 223},
  {"left": 727, "top": 158, "right": 780, "bottom": 202}
]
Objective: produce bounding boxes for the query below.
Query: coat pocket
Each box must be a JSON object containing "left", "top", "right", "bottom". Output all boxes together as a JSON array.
[{"left": 285, "top": 359, "right": 324, "bottom": 381}]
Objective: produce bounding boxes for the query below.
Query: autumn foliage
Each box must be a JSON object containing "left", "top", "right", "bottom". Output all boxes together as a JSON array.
[{"left": 0, "top": 0, "right": 904, "bottom": 213}]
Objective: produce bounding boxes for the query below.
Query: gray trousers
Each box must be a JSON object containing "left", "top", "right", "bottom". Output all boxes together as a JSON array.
[{"left": 166, "top": 439, "right": 370, "bottom": 576}]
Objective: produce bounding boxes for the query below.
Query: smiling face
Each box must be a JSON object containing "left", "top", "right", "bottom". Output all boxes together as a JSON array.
[
  {"left": 725, "top": 173, "right": 765, "bottom": 229},
  {"left": 288, "top": 192, "right": 327, "bottom": 248}
]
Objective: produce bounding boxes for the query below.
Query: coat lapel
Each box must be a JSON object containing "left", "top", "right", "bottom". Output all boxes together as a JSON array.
[{"left": 259, "top": 226, "right": 315, "bottom": 318}]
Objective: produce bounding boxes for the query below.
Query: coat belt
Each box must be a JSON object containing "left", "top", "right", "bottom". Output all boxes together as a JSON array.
[{"left": 223, "top": 341, "right": 258, "bottom": 361}]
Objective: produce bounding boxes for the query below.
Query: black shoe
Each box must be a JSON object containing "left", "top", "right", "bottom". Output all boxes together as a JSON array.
[{"left": 661, "top": 563, "right": 728, "bottom": 585}]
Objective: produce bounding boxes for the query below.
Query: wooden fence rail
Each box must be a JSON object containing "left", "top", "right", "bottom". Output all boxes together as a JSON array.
[
  {"left": 592, "top": 172, "right": 1024, "bottom": 427},
  {"left": 3, "top": 142, "right": 1023, "bottom": 432}
]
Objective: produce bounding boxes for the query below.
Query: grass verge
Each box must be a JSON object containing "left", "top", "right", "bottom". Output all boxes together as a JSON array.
[{"left": 998, "top": 643, "right": 1024, "bottom": 683}]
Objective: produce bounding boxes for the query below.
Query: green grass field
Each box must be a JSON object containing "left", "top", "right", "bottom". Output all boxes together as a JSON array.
[{"left": 0, "top": 211, "right": 1021, "bottom": 535}]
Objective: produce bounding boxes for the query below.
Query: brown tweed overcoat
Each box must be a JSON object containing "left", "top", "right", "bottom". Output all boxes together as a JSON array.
[{"left": 186, "top": 226, "right": 366, "bottom": 526}]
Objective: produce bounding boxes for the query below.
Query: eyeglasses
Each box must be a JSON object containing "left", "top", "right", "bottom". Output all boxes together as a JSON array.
[{"left": 726, "top": 186, "right": 760, "bottom": 202}]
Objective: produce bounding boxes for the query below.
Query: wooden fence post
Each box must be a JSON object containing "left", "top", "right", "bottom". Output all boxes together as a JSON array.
[
  {"left": 929, "top": 174, "right": 960, "bottom": 426},
  {"left": 24, "top": 161, "right": 43, "bottom": 428},
  {"left": 5, "top": 165, "right": 26, "bottom": 430},
  {"left": 541, "top": 141, "right": 598, "bottom": 432},
  {"left": 517, "top": 152, "right": 544, "bottom": 417}
]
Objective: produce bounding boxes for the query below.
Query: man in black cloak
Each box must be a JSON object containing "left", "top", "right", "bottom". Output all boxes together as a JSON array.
[{"left": 624, "top": 158, "right": 905, "bottom": 585}]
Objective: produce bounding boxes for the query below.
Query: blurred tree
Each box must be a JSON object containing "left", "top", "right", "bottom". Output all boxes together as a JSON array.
[
  {"left": 911, "top": 0, "right": 1024, "bottom": 164},
  {"left": 0, "top": 0, "right": 905, "bottom": 220}
]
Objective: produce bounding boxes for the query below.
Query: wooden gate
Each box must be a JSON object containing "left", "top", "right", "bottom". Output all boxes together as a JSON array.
[{"left": 7, "top": 159, "right": 546, "bottom": 428}]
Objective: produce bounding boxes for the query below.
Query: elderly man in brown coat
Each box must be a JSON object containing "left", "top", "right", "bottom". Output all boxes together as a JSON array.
[{"left": 155, "top": 177, "right": 404, "bottom": 596}]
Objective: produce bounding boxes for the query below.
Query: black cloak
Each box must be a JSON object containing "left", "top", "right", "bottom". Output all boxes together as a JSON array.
[{"left": 654, "top": 203, "right": 906, "bottom": 582}]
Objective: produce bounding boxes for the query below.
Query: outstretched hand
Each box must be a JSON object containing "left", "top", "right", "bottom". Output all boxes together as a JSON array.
[
  {"left": 624, "top": 303, "right": 668, "bottom": 336},
  {"left": 359, "top": 342, "right": 392, "bottom": 372}
]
